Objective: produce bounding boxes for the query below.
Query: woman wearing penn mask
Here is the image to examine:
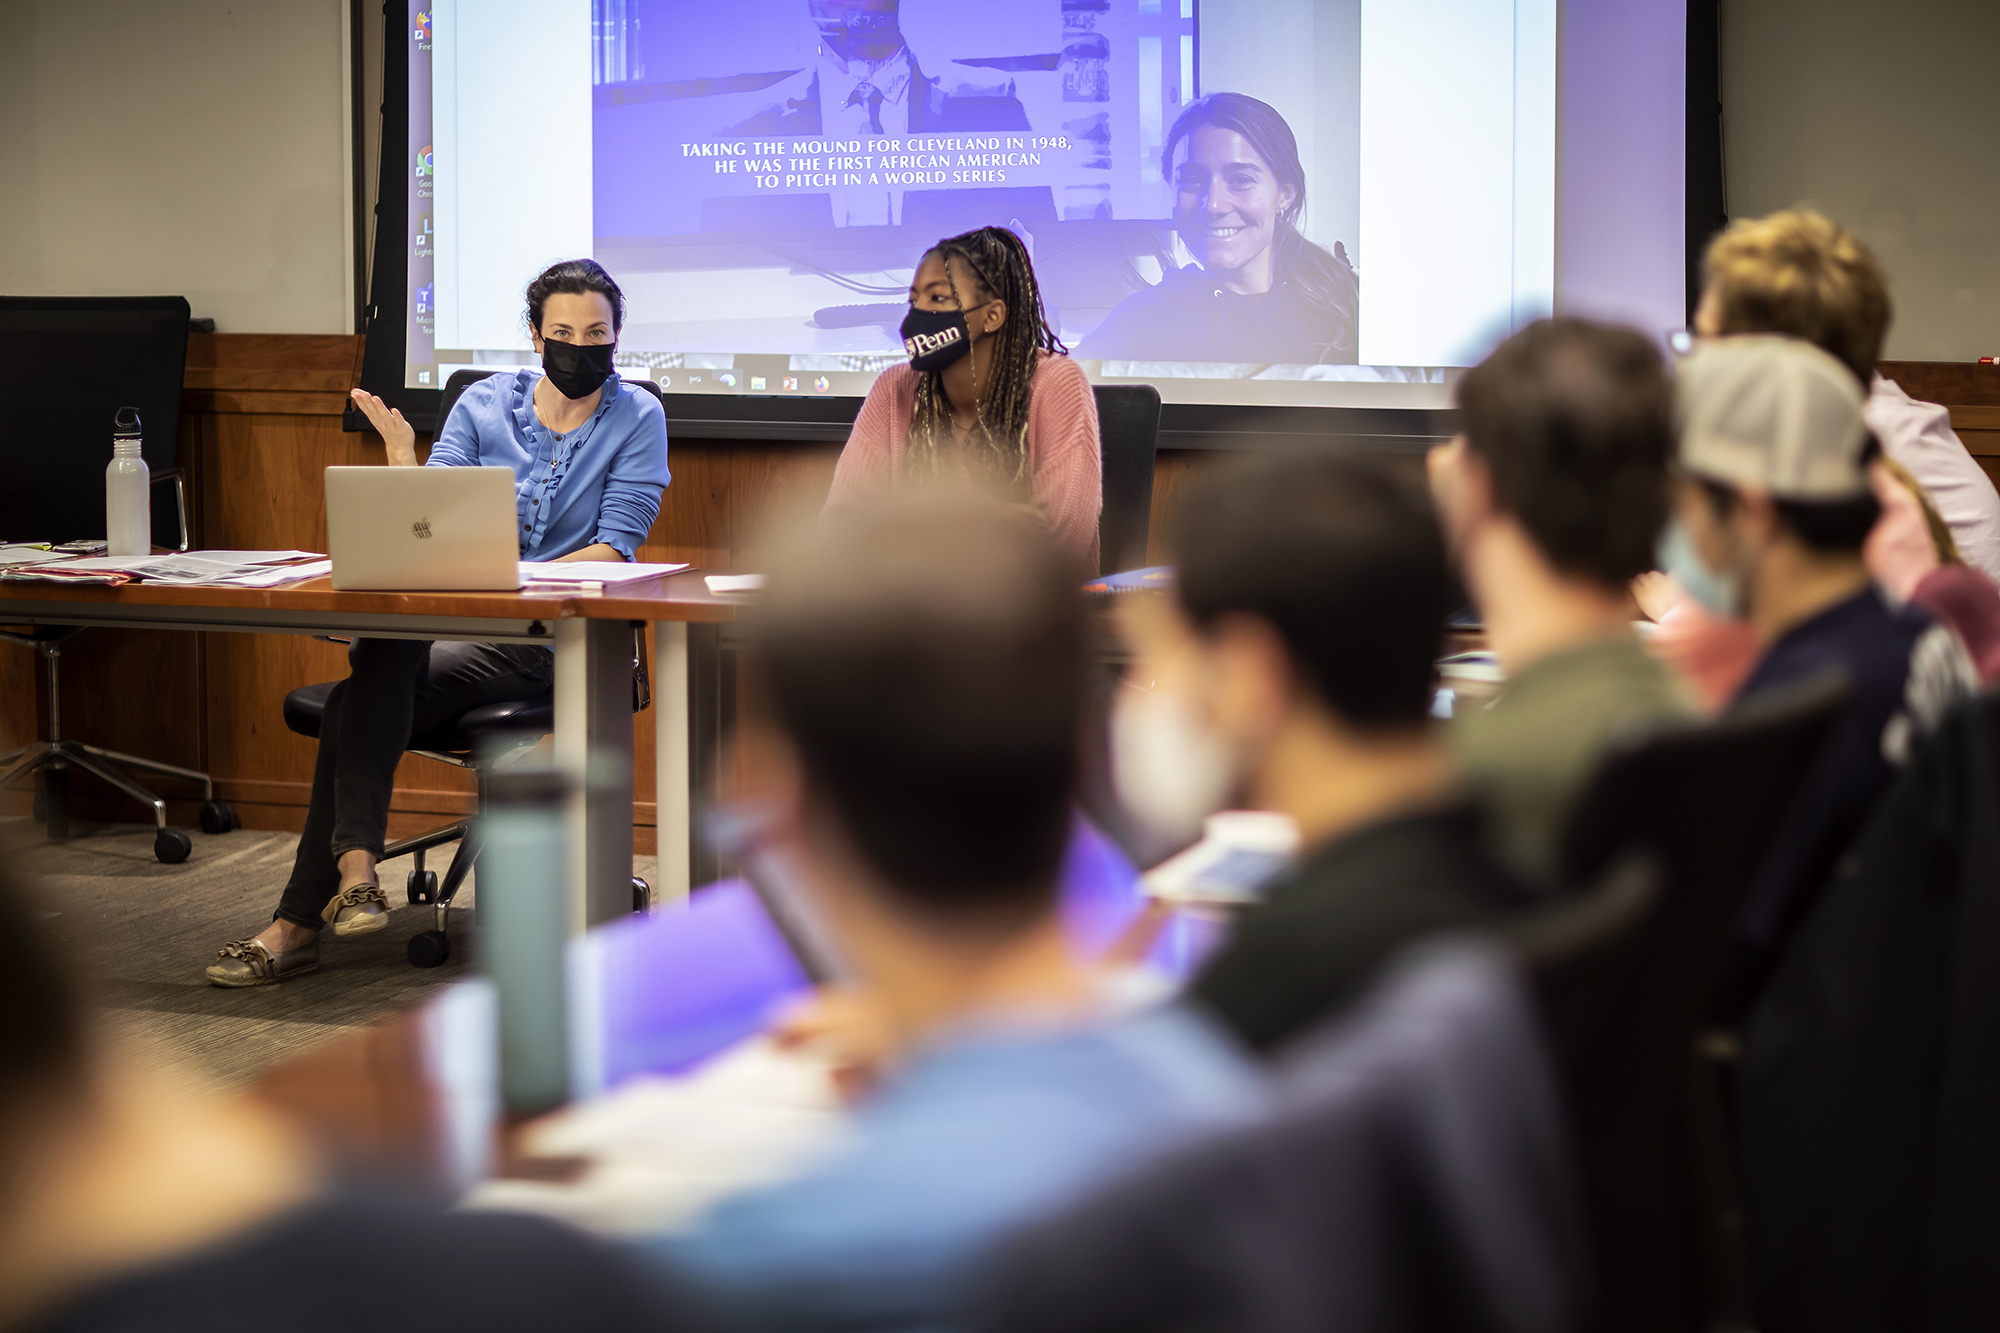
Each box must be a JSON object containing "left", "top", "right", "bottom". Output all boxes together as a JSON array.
[
  {"left": 1079, "top": 93, "right": 1358, "bottom": 366},
  {"left": 827, "top": 225, "right": 1103, "bottom": 571},
  {"left": 203, "top": 259, "right": 668, "bottom": 987}
]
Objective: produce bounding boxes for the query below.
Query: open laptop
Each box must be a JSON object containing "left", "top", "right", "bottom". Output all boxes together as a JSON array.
[{"left": 326, "top": 466, "right": 521, "bottom": 590}]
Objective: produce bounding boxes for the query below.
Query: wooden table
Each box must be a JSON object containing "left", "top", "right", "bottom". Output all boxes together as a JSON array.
[{"left": 0, "top": 571, "right": 747, "bottom": 923}]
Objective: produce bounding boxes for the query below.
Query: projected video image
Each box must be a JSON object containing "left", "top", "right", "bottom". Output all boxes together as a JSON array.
[
  {"left": 583, "top": 0, "right": 1359, "bottom": 368},
  {"left": 413, "top": 0, "right": 1572, "bottom": 404}
]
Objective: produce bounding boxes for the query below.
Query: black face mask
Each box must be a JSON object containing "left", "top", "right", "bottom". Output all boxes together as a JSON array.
[
  {"left": 541, "top": 337, "right": 616, "bottom": 400},
  {"left": 901, "top": 306, "right": 973, "bottom": 373}
]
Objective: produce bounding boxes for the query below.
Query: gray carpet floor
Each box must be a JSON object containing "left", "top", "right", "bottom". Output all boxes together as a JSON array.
[{"left": 6, "top": 817, "right": 656, "bottom": 1096}]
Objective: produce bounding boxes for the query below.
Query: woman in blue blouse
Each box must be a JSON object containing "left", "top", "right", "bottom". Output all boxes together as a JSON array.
[{"left": 205, "top": 259, "right": 669, "bottom": 987}]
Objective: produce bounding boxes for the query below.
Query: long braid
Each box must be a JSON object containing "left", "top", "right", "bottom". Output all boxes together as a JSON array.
[{"left": 907, "top": 227, "right": 1066, "bottom": 491}]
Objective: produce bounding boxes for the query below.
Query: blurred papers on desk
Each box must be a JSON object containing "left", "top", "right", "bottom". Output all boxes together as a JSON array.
[
  {"left": 1144, "top": 811, "right": 1302, "bottom": 906},
  {"left": 466, "top": 1037, "right": 848, "bottom": 1237},
  {"left": 704, "top": 574, "right": 765, "bottom": 594},
  {"left": 0, "top": 550, "right": 330, "bottom": 587},
  {"left": 520, "top": 560, "right": 689, "bottom": 585}
]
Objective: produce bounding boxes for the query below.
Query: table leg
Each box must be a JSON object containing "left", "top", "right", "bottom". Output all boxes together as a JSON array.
[
  {"left": 654, "top": 621, "right": 691, "bottom": 905},
  {"left": 553, "top": 618, "right": 634, "bottom": 931}
]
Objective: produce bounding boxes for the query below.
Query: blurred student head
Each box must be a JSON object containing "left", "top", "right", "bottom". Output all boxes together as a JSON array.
[
  {"left": 1115, "top": 456, "right": 1453, "bottom": 845},
  {"left": 1695, "top": 209, "right": 1891, "bottom": 387},
  {"left": 1431, "top": 317, "right": 1673, "bottom": 598},
  {"left": 1665, "top": 336, "right": 1880, "bottom": 628},
  {"left": 747, "top": 492, "right": 1088, "bottom": 959}
]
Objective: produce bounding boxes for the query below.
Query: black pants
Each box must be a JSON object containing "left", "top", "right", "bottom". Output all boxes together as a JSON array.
[{"left": 275, "top": 638, "right": 554, "bottom": 930}]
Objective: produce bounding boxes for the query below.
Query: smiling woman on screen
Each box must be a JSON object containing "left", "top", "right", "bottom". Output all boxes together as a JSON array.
[
  {"left": 826, "top": 225, "right": 1104, "bottom": 572},
  {"left": 200, "top": 259, "right": 668, "bottom": 989},
  {"left": 1078, "top": 93, "right": 1359, "bottom": 367}
]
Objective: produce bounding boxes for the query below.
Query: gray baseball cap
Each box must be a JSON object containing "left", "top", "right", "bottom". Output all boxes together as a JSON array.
[{"left": 1676, "top": 335, "right": 1871, "bottom": 499}]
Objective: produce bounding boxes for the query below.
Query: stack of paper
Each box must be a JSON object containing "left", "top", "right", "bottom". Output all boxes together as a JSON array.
[
  {"left": 519, "top": 561, "right": 690, "bottom": 586},
  {"left": 1, "top": 550, "right": 330, "bottom": 588},
  {"left": 0, "top": 562, "right": 133, "bottom": 586}
]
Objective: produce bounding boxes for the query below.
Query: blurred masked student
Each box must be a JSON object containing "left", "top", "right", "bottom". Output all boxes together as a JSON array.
[{"left": 647, "top": 492, "right": 1260, "bottom": 1330}]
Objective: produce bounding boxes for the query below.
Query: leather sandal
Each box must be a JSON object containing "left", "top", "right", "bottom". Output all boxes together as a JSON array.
[
  {"left": 205, "top": 936, "right": 320, "bottom": 988},
  {"left": 322, "top": 881, "right": 391, "bottom": 938}
]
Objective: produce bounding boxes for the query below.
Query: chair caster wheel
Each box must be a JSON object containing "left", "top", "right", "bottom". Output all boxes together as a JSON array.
[
  {"left": 407, "top": 870, "right": 439, "bottom": 905},
  {"left": 198, "top": 800, "right": 237, "bottom": 834},
  {"left": 632, "top": 876, "right": 652, "bottom": 914},
  {"left": 154, "top": 828, "right": 193, "bottom": 864},
  {"left": 408, "top": 930, "right": 450, "bottom": 968}
]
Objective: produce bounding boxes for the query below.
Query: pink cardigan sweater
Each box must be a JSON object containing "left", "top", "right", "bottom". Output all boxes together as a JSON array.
[{"left": 826, "top": 351, "right": 1103, "bottom": 571}]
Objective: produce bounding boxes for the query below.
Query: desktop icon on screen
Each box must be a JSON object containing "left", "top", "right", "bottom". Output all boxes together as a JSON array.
[
  {"left": 718, "top": 372, "right": 739, "bottom": 388},
  {"left": 750, "top": 376, "right": 766, "bottom": 391},
  {"left": 689, "top": 374, "right": 703, "bottom": 385},
  {"left": 415, "top": 144, "right": 433, "bottom": 178},
  {"left": 415, "top": 11, "right": 432, "bottom": 43},
  {"left": 416, "top": 282, "right": 434, "bottom": 314},
  {"left": 658, "top": 374, "right": 672, "bottom": 388},
  {"left": 782, "top": 376, "right": 798, "bottom": 392},
  {"left": 418, "top": 369, "right": 432, "bottom": 385},
  {"left": 813, "top": 376, "right": 832, "bottom": 393}
]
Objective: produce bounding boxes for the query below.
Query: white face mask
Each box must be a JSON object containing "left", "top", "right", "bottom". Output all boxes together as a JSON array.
[
  {"left": 1657, "top": 516, "right": 1745, "bottom": 618},
  {"left": 1109, "top": 680, "right": 1238, "bottom": 849}
]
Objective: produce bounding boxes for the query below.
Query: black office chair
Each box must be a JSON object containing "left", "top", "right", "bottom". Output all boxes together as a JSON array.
[
  {"left": 0, "top": 625, "right": 234, "bottom": 863},
  {"left": 1092, "top": 383, "right": 1162, "bottom": 576},
  {"left": 287, "top": 367, "right": 659, "bottom": 968},
  {"left": 1532, "top": 669, "right": 1850, "bottom": 1333}
]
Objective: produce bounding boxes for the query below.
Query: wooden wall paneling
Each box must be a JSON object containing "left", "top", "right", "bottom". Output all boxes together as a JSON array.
[
  {"left": 1878, "top": 362, "right": 2000, "bottom": 409},
  {"left": 649, "top": 439, "right": 733, "bottom": 569},
  {"left": 1944, "top": 404, "right": 2000, "bottom": 494},
  {"left": 0, "top": 642, "right": 42, "bottom": 814},
  {"left": 1146, "top": 450, "right": 1208, "bottom": 566},
  {"left": 728, "top": 441, "right": 841, "bottom": 568},
  {"left": 1878, "top": 362, "right": 2000, "bottom": 496},
  {"left": 0, "top": 644, "right": 35, "bottom": 753},
  {"left": 47, "top": 626, "right": 207, "bottom": 828}
]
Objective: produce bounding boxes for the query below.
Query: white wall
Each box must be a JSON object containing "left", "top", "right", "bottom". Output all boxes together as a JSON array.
[
  {"left": 1722, "top": 0, "right": 2000, "bottom": 361},
  {"left": 0, "top": 0, "right": 349, "bottom": 335}
]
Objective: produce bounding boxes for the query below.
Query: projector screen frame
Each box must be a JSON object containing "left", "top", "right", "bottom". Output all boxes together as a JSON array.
[{"left": 350, "top": 1, "right": 1720, "bottom": 452}]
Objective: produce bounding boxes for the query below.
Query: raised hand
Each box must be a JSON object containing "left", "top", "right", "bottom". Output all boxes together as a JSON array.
[{"left": 349, "top": 388, "right": 418, "bottom": 466}]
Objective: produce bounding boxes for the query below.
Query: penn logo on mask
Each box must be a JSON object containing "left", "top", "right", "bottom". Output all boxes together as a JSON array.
[
  {"left": 904, "top": 325, "right": 962, "bottom": 359},
  {"left": 900, "top": 306, "right": 975, "bottom": 373}
]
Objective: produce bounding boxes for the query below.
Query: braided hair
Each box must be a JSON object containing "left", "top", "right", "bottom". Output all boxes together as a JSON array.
[{"left": 908, "top": 227, "right": 1067, "bottom": 491}]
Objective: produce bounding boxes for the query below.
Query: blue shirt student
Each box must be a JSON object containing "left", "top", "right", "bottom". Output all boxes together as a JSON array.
[
  {"left": 653, "top": 1001, "right": 1262, "bottom": 1332},
  {"left": 427, "top": 369, "right": 669, "bottom": 561}
]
